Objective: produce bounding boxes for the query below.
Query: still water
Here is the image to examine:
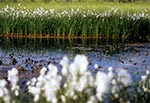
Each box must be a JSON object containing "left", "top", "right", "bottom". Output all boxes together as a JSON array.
[{"left": 0, "top": 37, "right": 150, "bottom": 80}]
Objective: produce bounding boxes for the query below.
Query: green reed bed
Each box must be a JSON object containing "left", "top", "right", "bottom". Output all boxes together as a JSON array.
[{"left": 0, "top": 5, "right": 149, "bottom": 39}]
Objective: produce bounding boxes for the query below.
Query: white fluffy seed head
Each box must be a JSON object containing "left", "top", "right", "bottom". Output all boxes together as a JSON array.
[
  {"left": 95, "top": 71, "right": 110, "bottom": 101},
  {"left": 40, "top": 67, "right": 47, "bottom": 76},
  {"left": 0, "top": 80, "right": 7, "bottom": 88},
  {"left": 117, "top": 69, "right": 132, "bottom": 87},
  {"left": 33, "top": 95, "right": 39, "bottom": 102},
  {"left": 61, "top": 95, "right": 66, "bottom": 103},
  {"left": 0, "top": 89, "right": 4, "bottom": 97},
  {"left": 87, "top": 96, "right": 96, "bottom": 103},
  {"left": 94, "top": 64, "right": 99, "bottom": 69},
  {"left": 108, "top": 67, "right": 113, "bottom": 72},
  {"left": 48, "top": 64, "right": 58, "bottom": 76},
  {"left": 114, "top": 93, "right": 119, "bottom": 98},
  {"left": 15, "top": 90, "right": 19, "bottom": 96},
  {"left": 60, "top": 56, "right": 69, "bottom": 75},
  {"left": 60, "top": 56, "right": 69, "bottom": 68},
  {"left": 3, "top": 95, "right": 10, "bottom": 103},
  {"left": 146, "top": 70, "right": 149, "bottom": 75},
  {"left": 111, "top": 79, "right": 117, "bottom": 85},
  {"left": 141, "top": 75, "right": 147, "bottom": 82},
  {"left": 74, "top": 55, "right": 88, "bottom": 74}
]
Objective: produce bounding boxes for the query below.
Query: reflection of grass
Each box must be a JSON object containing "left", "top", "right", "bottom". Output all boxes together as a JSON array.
[{"left": 0, "top": 37, "right": 126, "bottom": 54}]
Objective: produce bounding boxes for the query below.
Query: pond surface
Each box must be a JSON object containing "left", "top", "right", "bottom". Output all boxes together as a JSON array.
[{"left": 0, "top": 37, "right": 150, "bottom": 81}]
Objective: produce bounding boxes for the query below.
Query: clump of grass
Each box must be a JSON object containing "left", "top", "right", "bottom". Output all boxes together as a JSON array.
[{"left": 0, "top": 5, "right": 149, "bottom": 39}]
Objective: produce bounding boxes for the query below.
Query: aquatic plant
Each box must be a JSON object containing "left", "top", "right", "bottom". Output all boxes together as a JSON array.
[
  {"left": 0, "top": 80, "right": 10, "bottom": 103},
  {"left": 0, "top": 5, "right": 149, "bottom": 39},
  {"left": 7, "top": 68, "right": 20, "bottom": 97},
  {"left": 0, "top": 55, "right": 150, "bottom": 102}
]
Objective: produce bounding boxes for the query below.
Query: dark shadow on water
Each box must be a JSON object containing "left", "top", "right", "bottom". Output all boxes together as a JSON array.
[{"left": 0, "top": 37, "right": 131, "bottom": 53}]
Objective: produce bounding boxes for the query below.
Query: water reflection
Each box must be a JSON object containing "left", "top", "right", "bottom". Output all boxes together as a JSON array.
[
  {"left": 0, "top": 37, "right": 150, "bottom": 80},
  {"left": 0, "top": 37, "right": 127, "bottom": 57}
]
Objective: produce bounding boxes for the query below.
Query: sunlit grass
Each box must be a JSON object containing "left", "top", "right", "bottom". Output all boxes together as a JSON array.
[
  {"left": 0, "top": 1, "right": 149, "bottom": 11},
  {"left": 0, "top": 5, "right": 149, "bottom": 39},
  {"left": 0, "top": 1, "right": 149, "bottom": 39}
]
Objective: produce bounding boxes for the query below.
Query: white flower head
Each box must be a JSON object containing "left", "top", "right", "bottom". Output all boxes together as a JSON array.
[
  {"left": 146, "top": 70, "right": 149, "bottom": 75},
  {"left": 114, "top": 93, "right": 119, "bottom": 98},
  {"left": 141, "top": 75, "right": 147, "bottom": 82},
  {"left": 7, "top": 68, "right": 19, "bottom": 96},
  {"left": 60, "top": 56, "right": 69, "bottom": 68},
  {"left": 15, "top": 90, "right": 19, "bottom": 96},
  {"left": 95, "top": 71, "right": 111, "bottom": 101},
  {"left": 87, "top": 96, "right": 96, "bottom": 103},
  {"left": 117, "top": 69, "right": 132, "bottom": 87},
  {"left": 61, "top": 95, "right": 66, "bottom": 103},
  {"left": 3, "top": 95, "right": 11, "bottom": 103},
  {"left": 40, "top": 67, "right": 47, "bottom": 76},
  {"left": 70, "top": 55, "right": 88, "bottom": 75},
  {"left": 108, "top": 67, "right": 114, "bottom": 80},
  {"left": 111, "top": 79, "right": 117, "bottom": 85},
  {"left": 60, "top": 56, "right": 69, "bottom": 76},
  {"left": 94, "top": 64, "right": 99, "bottom": 69},
  {"left": 48, "top": 64, "right": 58, "bottom": 76},
  {"left": 31, "top": 77, "right": 37, "bottom": 86},
  {"left": 108, "top": 67, "right": 113, "bottom": 72},
  {"left": 0, "top": 89, "right": 4, "bottom": 97},
  {"left": 76, "top": 75, "right": 87, "bottom": 92},
  {"left": 0, "top": 80, "right": 10, "bottom": 103},
  {"left": 0, "top": 80, "right": 7, "bottom": 88},
  {"left": 28, "top": 86, "right": 41, "bottom": 102},
  {"left": 0, "top": 80, "right": 8, "bottom": 98}
]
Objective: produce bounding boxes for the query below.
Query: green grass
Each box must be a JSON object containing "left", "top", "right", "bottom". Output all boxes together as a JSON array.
[
  {"left": 0, "top": 1, "right": 150, "bottom": 11},
  {"left": 0, "top": 1, "right": 149, "bottom": 39}
]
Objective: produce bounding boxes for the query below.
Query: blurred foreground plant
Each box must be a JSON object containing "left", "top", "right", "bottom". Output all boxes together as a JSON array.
[{"left": 0, "top": 55, "right": 150, "bottom": 103}]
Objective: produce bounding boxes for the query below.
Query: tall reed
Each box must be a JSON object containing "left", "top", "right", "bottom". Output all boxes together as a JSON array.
[{"left": 0, "top": 5, "right": 149, "bottom": 39}]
